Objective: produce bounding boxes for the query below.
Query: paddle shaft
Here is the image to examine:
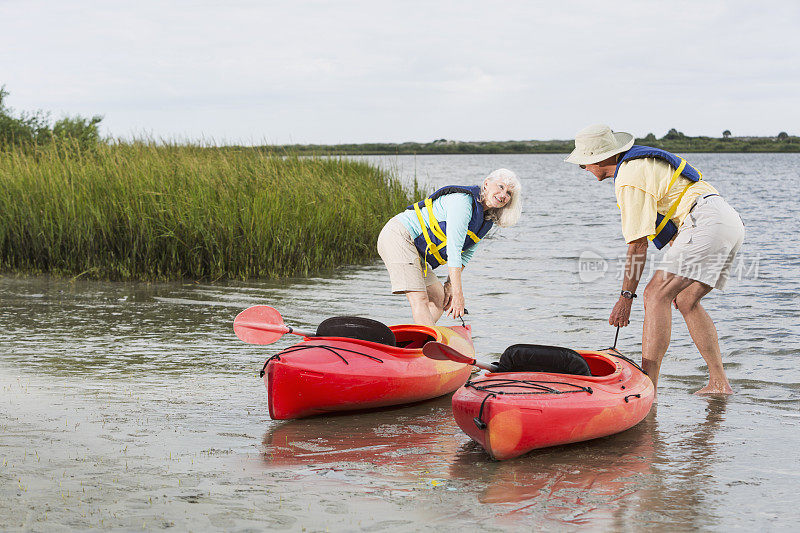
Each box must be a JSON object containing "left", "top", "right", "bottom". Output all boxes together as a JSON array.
[
  {"left": 233, "top": 306, "right": 318, "bottom": 344},
  {"left": 238, "top": 321, "right": 316, "bottom": 338},
  {"left": 471, "top": 359, "right": 499, "bottom": 372},
  {"left": 422, "top": 341, "right": 498, "bottom": 372}
]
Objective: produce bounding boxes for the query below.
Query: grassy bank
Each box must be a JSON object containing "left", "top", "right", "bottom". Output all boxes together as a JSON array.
[{"left": 0, "top": 142, "right": 418, "bottom": 280}]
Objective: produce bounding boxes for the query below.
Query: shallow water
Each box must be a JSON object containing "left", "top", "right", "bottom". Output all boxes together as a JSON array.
[{"left": 2, "top": 154, "right": 799, "bottom": 531}]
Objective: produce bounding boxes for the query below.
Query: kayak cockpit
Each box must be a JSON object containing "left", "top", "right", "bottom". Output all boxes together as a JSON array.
[
  {"left": 484, "top": 349, "right": 622, "bottom": 381},
  {"left": 390, "top": 324, "right": 439, "bottom": 350},
  {"left": 578, "top": 351, "right": 619, "bottom": 377}
]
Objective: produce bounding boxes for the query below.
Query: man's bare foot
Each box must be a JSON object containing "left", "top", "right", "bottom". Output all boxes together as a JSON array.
[{"left": 694, "top": 383, "right": 733, "bottom": 395}]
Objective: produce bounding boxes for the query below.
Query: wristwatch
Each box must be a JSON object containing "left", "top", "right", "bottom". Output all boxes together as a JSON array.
[{"left": 620, "top": 290, "right": 637, "bottom": 300}]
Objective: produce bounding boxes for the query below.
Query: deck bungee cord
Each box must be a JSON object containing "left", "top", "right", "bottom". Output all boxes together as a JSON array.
[
  {"left": 465, "top": 377, "right": 594, "bottom": 430},
  {"left": 260, "top": 344, "right": 384, "bottom": 377}
]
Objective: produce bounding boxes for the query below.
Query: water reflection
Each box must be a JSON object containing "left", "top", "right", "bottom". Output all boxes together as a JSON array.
[
  {"left": 262, "top": 396, "right": 461, "bottom": 474},
  {"left": 260, "top": 395, "right": 735, "bottom": 529},
  {"left": 444, "top": 413, "right": 657, "bottom": 527},
  {"left": 639, "top": 398, "right": 730, "bottom": 530}
]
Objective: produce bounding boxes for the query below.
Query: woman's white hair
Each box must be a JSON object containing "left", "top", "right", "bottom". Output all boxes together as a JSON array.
[{"left": 482, "top": 168, "right": 522, "bottom": 227}]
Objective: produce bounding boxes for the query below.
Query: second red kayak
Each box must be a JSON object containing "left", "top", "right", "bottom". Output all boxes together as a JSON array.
[
  {"left": 452, "top": 349, "right": 654, "bottom": 460},
  {"left": 263, "top": 324, "right": 475, "bottom": 420}
]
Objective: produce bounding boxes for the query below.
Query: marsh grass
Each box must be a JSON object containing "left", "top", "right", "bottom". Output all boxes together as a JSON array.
[{"left": 0, "top": 141, "right": 419, "bottom": 280}]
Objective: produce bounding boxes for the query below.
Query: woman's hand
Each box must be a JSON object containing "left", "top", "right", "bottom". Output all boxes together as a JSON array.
[
  {"left": 448, "top": 289, "right": 466, "bottom": 318},
  {"left": 446, "top": 267, "right": 465, "bottom": 318},
  {"left": 442, "top": 279, "right": 453, "bottom": 311}
]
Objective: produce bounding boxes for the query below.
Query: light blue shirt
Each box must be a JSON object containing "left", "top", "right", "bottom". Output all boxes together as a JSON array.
[{"left": 395, "top": 193, "right": 478, "bottom": 268}]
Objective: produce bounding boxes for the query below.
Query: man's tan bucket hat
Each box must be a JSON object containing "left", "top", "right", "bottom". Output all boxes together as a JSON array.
[{"left": 564, "top": 124, "right": 635, "bottom": 165}]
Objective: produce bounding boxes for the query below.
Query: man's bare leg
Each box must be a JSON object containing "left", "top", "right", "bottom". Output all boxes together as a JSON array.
[
  {"left": 675, "top": 281, "right": 733, "bottom": 395},
  {"left": 642, "top": 270, "right": 695, "bottom": 395}
]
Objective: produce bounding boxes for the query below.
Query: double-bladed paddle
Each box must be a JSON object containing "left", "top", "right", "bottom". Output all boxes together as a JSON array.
[
  {"left": 233, "top": 305, "right": 315, "bottom": 345},
  {"left": 422, "top": 341, "right": 499, "bottom": 372}
]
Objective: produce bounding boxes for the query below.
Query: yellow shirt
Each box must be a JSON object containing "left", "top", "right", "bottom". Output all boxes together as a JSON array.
[{"left": 615, "top": 158, "right": 719, "bottom": 243}]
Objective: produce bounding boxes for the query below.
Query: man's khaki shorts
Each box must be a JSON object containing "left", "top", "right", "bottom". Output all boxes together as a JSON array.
[
  {"left": 658, "top": 195, "right": 745, "bottom": 290},
  {"left": 377, "top": 217, "right": 441, "bottom": 294}
]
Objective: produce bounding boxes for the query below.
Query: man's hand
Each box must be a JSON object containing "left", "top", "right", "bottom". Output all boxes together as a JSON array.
[{"left": 609, "top": 297, "right": 633, "bottom": 327}]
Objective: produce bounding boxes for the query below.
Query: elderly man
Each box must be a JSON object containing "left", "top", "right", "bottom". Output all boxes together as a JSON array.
[{"left": 566, "top": 124, "right": 744, "bottom": 396}]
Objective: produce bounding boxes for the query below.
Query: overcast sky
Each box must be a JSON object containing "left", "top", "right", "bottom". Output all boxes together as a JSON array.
[{"left": 2, "top": 0, "right": 798, "bottom": 144}]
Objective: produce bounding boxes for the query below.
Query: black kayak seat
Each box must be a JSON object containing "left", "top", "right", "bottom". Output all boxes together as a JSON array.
[
  {"left": 315, "top": 316, "right": 397, "bottom": 347},
  {"left": 494, "top": 344, "right": 592, "bottom": 376}
]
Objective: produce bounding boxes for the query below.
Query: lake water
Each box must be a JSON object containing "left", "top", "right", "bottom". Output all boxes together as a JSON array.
[{"left": 2, "top": 154, "right": 799, "bottom": 531}]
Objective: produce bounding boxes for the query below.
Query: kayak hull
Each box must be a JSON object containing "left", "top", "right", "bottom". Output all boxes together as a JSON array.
[
  {"left": 265, "top": 324, "right": 474, "bottom": 420},
  {"left": 452, "top": 349, "right": 654, "bottom": 460}
]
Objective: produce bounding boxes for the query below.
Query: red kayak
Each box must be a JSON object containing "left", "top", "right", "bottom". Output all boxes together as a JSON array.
[
  {"left": 452, "top": 349, "right": 654, "bottom": 460},
  {"left": 262, "top": 324, "right": 475, "bottom": 420}
]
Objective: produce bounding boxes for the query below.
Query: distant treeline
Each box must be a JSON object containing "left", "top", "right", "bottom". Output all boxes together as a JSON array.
[{"left": 256, "top": 128, "right": 800, "bottom": 155}]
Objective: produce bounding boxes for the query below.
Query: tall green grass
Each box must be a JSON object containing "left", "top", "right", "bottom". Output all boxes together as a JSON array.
[{"left": 0, "top": 141, "right": 419, "bottom": 280}]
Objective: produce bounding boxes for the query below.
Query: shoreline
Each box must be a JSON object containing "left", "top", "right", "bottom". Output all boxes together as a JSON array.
[{"left": 245, "top": 136, "right": 800, "bottom": 155}]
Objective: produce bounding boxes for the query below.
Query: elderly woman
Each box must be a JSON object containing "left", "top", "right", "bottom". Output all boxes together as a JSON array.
[{"left": 377, "top": 169, "right": 522, "bottom": 327}]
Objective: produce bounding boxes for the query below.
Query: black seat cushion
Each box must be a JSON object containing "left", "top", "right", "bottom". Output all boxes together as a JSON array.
[
  {"left": 494, "top": 344, "right": 591, "bottom": 375},
  {"left": 315, "top": 316, "right": 396, "bottom": 346}
]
